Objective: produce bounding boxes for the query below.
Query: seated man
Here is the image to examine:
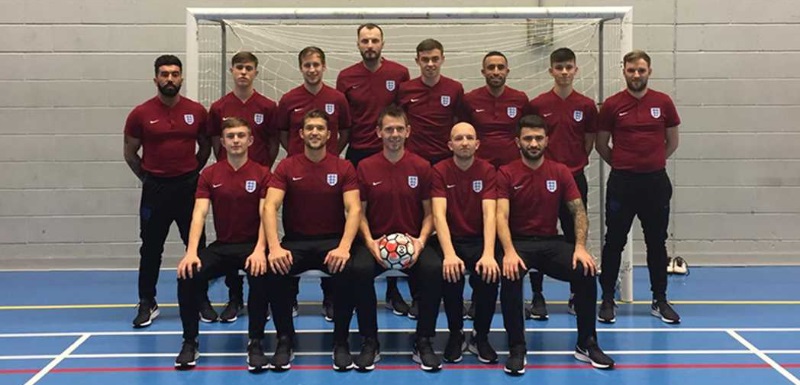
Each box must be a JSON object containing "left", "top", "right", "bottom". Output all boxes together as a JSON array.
[
  {"left": 497, "top": 115, "right": 614, "bottom": 375},
  {"left": 263, "top": 109, "right": 364, "bottom": 372},
  {"left": 174, "top": 117, "right": 271, "bottom": 371}
]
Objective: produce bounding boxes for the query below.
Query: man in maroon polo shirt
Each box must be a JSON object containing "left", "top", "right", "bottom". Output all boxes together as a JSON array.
[
  {"left": 397, "top": 38, "right": 464, "bottom": 165},
  {"left": 123, "top": 54, "right": 211, "bottom": 328},
  {"left": 431, "top": 122, "right": 501, "bottom": 365},
  {"left": 206, "top": 51, "right": 278, "bottom": 323},
  {"left": 497, "top": 115, "right": 613, "bottom": 375},
  {"left": 337, "top": 23, "right": 413, "bottom": 317},
  {"left": 595, "top": 50, "right": 681, "bottom": 324},
  {"left": 263, "top": 109, "right": 366, "bottom": 372},
  {"left": 174, "top": 117, "right": 271, "bottom": 372},
  {"left": 277, "top": 46, "right": 352, "bottom": 157},
  {"left": 356, "top": 104, "right": 444, "bottom": 372},
  {"left": 525, "top": 47, "right": 598, "bottom": 320}
]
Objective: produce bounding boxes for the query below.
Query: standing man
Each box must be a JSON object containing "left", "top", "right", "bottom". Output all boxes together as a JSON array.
[
  {"left": 336, "top": 23, "right": 411, "bottom": 315},
  {"left": 525, "top": 47, "right": 598, "bottom": 320},
  {"left": 357, "top": 105, "right": 445, "bottom": 372},
  {"left": 497, "top": 115, "right": 614, "bottom": 375},
  {"left": 174, "top": 117, "right": 271, "bottom": 372},
  {"left": 263, "top": 109, "right": 364, "bottom": 371},
  {"left": 124, "top": 55, "right": 211, "bottom": 328},
  {"left": 431, "top": 122, "right": 501, "bottom": 365},
  {"left": 595, "top": 50, "right": 681, "bottom": 324},
  {"left": 207, "top": 51, "right": 279, "bottom": 322}
]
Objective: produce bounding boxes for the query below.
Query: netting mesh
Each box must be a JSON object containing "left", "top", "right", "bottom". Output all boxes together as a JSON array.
[{"left": 195, "top": 17, "right": 625, "bottom": 258}]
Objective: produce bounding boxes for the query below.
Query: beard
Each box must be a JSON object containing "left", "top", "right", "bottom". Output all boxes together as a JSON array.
[
  {"left": 626, "top": 78, "right": 648, "bottom": 93},
  {"left": 158, "top": 82, "right": 181, "bottom": 97},
  {"left": 521, "top": 148, "right": 544, "bottom": 162},
  {"left": 360, "top": 50, "right": 380, "bottom": 62}
]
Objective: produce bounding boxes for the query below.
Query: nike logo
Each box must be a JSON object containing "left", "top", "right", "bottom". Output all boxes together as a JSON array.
[
  {"left": 474, "top": 109, "right": 485, "bottom": 113},
  {"left": 446, "top": 184, "right": 456, "bottom": 189},
  {"left": 618, "top": 111, "right": 629, "bottom": 116},
  {"left": 293, "top": 108, "right": 303, "bottom": 112},
  {"left": 372, "top": 181, "right": 383, "bottom": 186},
  {"left": 352, "top": 85, "right": 360, "bottom": 89},
  {"left": 212, "top": 184, "right": 222, "bottom": 188},
  {"left": 542, "top": 113, "right": 552, "bottom": 117},
  {"left": 513, "top": 185, "right": 524, "bottom": 190},
  {"left": 149, "top": 120, "right": 159, "bottom": 124},
  {"left": 410, "top": 98, "right": 419, "bottom": 103},
  {"left": 292, "top": 177, "right": 303, "bottom": 181}
]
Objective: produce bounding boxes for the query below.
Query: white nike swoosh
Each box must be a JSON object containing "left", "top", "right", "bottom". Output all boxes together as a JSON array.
[
  {"left": 410, "top": 98, "right": 419, "bottom": 103},
  {"left": 474, "top": 109, "right": 485, "bottom": 113},
  {"left": 513, "top": 185, "right": 524, "bottom": 190},
  {"left": 542, "top": 113, "right": 552, "bottom": 117},
  {"left": 293, "top": 108, "right": 303, "bottom": 112},
  {"left": 212, "top": 184, "right": 222, "bottom": 188},
  {"left": 619, "top": 111, "right": 629, "bottom": 116},
  {"left": 372, "top": 181, "right": 383, "bottom": 186},
  {"left": 352, "top": 85, "right": 360, "bottom": 89},
  {"left": 446, "top": 184, "right": 456, "bottom": 189},
  {"left": 149, "top": 120, "right": 159, "bottom": 124},
  {"left": 292, "top": 177, "right": 303, "bottom": 181}
]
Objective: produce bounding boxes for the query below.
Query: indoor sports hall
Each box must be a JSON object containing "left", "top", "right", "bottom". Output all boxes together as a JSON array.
[{"left": 1, "top": 3, "right": 798, "bottom": 385}]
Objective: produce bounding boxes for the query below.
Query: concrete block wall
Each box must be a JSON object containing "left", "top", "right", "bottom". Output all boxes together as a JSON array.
[{"left": 0, "top": 0, "right": 798, "bottom": 267}]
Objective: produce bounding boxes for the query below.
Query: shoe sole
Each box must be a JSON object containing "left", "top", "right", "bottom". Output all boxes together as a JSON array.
[
  {"left": 199, "top": 314, "right": 218, "bottom": 323},
  {"left": 355, "top": 353, "right": 381, "bottom": 372},
  {"left": 332, "top": 353, "right": 355, "bottom": 371},
  {"left": 271, "top": 353, "right": 295, "bottom": 371},
  {"left": 384, "top": 301, "right": 409, "bottom": 316},
  {"left": 467, "top": 343, "right": 498, "bottom": 364},
  {"left": 503, "top": 357, "right": 526, "bottom": 375},
  {"left": 407, "top": 313, "right": 418, "bottom": 320},
  {"left": 220, "top": 316, "right": 238, "bottom": 323},
  {"left": 174, "top": 351, "right": 199, "bottom": 369},
  {"left": 247, "top": 361, "right": 270, "bottom": 372},
  {"left": 411, "top": 352, "right": 442, "bottom": 371},
  {"left": 651, "top": 309, "right": 680, "bottom": 324},
  {"left": 324, "top": 316, "right": 334, "bottom": 322},
  {"left": 443, "top": 341, "right": 468, "bottom": 363},
  {"left": 574, "top": 351, "right": 614, "bottom": 370},
  {"left": 597, "top": 315, "right": 616, "bottom": 324},
  {"left": 133, "top": 308, "right": 160, "bottom": 328}
]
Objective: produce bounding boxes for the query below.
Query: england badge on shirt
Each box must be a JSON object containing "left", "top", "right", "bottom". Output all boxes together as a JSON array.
[
  {"left": 472, "top": 180, "right": 483, "bottom": 193},
  {"left": 546, "top": 180, "right": 557, "bottom": 193},
  {"left": 573, "top": 110, "right": 583, "bottom": 122},
  {"left": 408, "top": 176, "right": 418, "bottom": 188},
  {"left": 325, "top": 103, "right": 335, "bottom": 115},
  {"left": 441, "top": 95, "right": 451, "bottom": 107},
  {"left": 327, "top": 173, "right": 338, "bottom": 186},
  {"left": 254, "top": 113, "right": 264, "bottom": 125},
  {"left": 507, "top": 107, "right": 518, "bottom": 118},
  {"left": 245, "top": 180, "right": 257, "bottom": 193},
  {"left": 651, "top": 107, "right": 661, "bottom": 119},
  {"left": 386, "top": 80, "right": 396, "bottom": 91},
  {"left": 184, "top": 114, "right": 195, "bottom": 125}
]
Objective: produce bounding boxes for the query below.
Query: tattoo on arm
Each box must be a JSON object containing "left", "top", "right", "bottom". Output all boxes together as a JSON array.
[{"left": 567, "top": 199, "right": 588, "bottom": 247}]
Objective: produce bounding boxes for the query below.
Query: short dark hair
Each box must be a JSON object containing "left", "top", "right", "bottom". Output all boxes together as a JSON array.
[
  {"left": 550, "top": 47, "right": 576, "bottom": 65},
  {"left": 377, "top": 104, "right": 408, "bottom": 127},
  {"left": 232, "top": 51, "right": 258, "bottom": 67},
  {"left": 221, "top": 117, "right": 250, "bottom": 133},
  {"left": 416, "top": 38, "right": 444, "bottom": 55},
  {"left": 357, "top": 23, "right": 384, "bottom": 39},
  {"left": 303, "top": 109, "right": 330, "bottom": 127},
  {"left": 623, "top": 50, "right": 651, "bottom": 67},
  {"left": 516, "top": 115, "right": 549, "bottom": 137},
  {"left": 154, "top": 55, "right": 182, "bottom": 75},
  {"left": 482, "top": 51, "right": 507, "bottom": 66},
  {"left": 298, "top": 46, "right": 326, "bottom": 66}
]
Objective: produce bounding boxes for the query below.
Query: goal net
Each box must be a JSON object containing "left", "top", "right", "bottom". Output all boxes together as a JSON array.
[{"left": 186, "top": 7, "right": 634, "bottom": 300}]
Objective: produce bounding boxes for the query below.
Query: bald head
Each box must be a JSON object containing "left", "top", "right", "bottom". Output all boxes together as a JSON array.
[
  {"left": 450, "top": 122, "right": 477, "bottom": 139},
  {"left": 448, "top": 122, "right": 480, "bottom": 161}
]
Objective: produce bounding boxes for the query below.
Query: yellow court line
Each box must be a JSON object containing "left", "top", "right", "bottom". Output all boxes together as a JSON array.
[{"left": 1, "top": 300, "right": 799, "bottom": 311}]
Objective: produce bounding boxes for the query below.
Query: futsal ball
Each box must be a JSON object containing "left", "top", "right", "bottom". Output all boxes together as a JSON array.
[{"left": 378, "top": 233, "right": 415, "bottom": 270}]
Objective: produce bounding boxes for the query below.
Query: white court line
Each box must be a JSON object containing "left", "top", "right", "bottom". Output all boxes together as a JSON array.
[
  {"left": 2, "top": 327, "right": 800, "bottom": 338},
  {"left": 22, "top": 333, "right": 90, "bottom": 385},
  {"left": 727, "top": 330, "right": 800, "bottom": 385}
]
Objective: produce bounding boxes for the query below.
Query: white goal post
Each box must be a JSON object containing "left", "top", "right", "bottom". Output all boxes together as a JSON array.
[{"left": 185, "top": 6, "right": 635, "bottom": 302}]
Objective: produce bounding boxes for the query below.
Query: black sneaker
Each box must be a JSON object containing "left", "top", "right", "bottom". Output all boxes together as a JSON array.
[
  {"left": 464, "top": 302, "right": 475, "bottom": 320},
  {"left": 468, "top": 331, "right": 498, "bottom": 364},
  {"left": 407, "top": 300, "right": 419, "bottom": 320},
  {"left": 567, "top": 293, "right": 576, "bottom": 316},
  {"left": 525, "top": 292, "right": 548, "bottom": 320},
  {"left": 412, "top": 337, "right": 442, "bottom": 371},
  {"left": 322, "top": 297, "right": 334, "bottom": 322},
  {"left": 651, "top": 300, "right": 681, "bottom": 324},
  {"left": 220, "top": 300, "right": 243, "bottom": 323},
  {"left": 132, "top": 299, "right": 159, "bottom": 328},
  {"left": 385, "top": 291, "right": 410, "bottom": 316},
  {"left": 504, "top": 344, "right": 527, "bottom": 375},
  {"left": 174, "top": 339, "right": 199, "bottom": 369},
  {"left": 199, "top": 300, "right": 218, "bottom": 323},
  {"left": 271, "top": 335, "right": 294, "bottom": 371},
  {"left": 354, "top": 337, "right": 380, "bottom": 372},
  {"left": 598, "top": 299, "right": 616, "bottom": 324},
  {"left": 574, "top": 336, "right": 615, "bottom": 369},
  {"left": 291, "top": 299, "right": 299, "bottom": 318},
  {"left": 443, "top": 330, "right": 467, "bottom": 363},
  {"left": 332, "top": 342, "right": 354, "bottom": 371},
  {"left": 247, "top": 339, "right": 269, "bottom": 372}
]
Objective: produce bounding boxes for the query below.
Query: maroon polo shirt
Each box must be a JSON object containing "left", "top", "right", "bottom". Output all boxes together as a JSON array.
[
  {"left": 527, "top": 89, "right": 598, "bottom": 175},
  {"left": 196, "top": 160, "right": 270, "bottom": 244},
  {"left": 124, "top": 96, "right": 208, "bottom": 177},
  {"left": 462, "top": 86, "right": 528, "bottom": 168},
  {"left": 337, "top": 59, "right": 410, "bottom": 152},
  {"left": 269, "top": 153, "right": 358, "bottom": 237},
  {"left": 598, "top": 89, "right": 680, "bottom": 173},
  {"left": 358, "top": 151, "right": 432, "bottom": 238},
  {"left": 431, "top": 158, "right": 497, "bottom": 238},
  {"left": 276, "top": 84, "right": 352, "bottom": 156},
  {"left": 396, "top": 76, "right": 464, "bottom": 162},
  {"left": 497, "top": 158, "right": 580, "bottom": 237},
  {"left": 208, "top": 91, "right": 278, "bottom": 167}
]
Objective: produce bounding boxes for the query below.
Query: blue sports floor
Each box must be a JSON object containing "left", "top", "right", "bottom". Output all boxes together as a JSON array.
[{"left": 1, "top": 266, "right": 799, "bottom": 385}]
